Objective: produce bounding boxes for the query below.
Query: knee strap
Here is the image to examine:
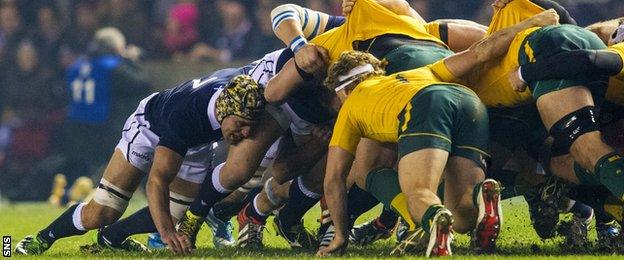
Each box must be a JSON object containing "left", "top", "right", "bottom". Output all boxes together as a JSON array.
[
  {"left": 93, "top": 179, "right": 133, "bottom": 213},
  {"left": 549, "top": 106, "right": 599, "bottom": 156},
  {"left": 169, "top": 192, "right": 194, "bottom": 220}
]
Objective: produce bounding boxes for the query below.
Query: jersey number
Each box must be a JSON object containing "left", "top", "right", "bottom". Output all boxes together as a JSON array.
[{"left": 71, "top": 79, "right": 96, "bottom": 105}]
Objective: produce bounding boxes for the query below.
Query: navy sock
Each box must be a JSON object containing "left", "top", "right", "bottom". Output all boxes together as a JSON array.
[
  {"left": 346, "top": 185, "right": 380, "bottom": 224},
  {"left": 189, "top": 172, "right": 231, "bottom": 217},
  {"left": 569, "top": 201, "right": 593, "bottom": 220},
  {"left": 244, "top": 196, "right": 269, "bottom": 223},
  {"left": 213, "top": 187, "right": 261, "bottom": 222},
  {"left": 376, "top": 208, "right": 398, "bottom": 229},
  {"left": 38, "top": 204, "right": 87, "bottom": 245},
  {"left": 99, "top": 206, "right": 156, "bottom": 246},
  {"left": 278, "top": 177, "right": 320, "bottom": 228}
]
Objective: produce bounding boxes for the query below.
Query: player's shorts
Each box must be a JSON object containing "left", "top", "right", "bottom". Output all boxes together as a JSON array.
[
  {"left": 115, "top": 93, "right": 212, "bottom": 184},
  {"left": 487, "top": 104, "right": 548, "bottom": 160},
  {"left": 266, "top": 103, "right": 316, "bottom": 136},
  {"left": 519, "top": 25, "right": 608, "bottom": 100},
  {"left": 384, "top": 43, "right": 454, "bottom": 74},
  {"left": 397, "top": 85, "right": 490, "bottom": 170}
]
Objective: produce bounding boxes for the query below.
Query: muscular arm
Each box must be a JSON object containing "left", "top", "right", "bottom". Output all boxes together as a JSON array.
[
  {"left": 432, "top": 20, "right": 487, "bottom": 52},
  {"left": 147, "top": 146, "right": 189, "bottom": 253},
  {"left": 323, "top": 147, "right": 355, "bottom": 247},
  {"left": 520, "top": 49, "right": 623, "bottom": 81},
  {"left": 271, "top": 4, "right": 333, "bottom": 46},
  {"left": 442, "top": 9, "right": 559, "bottom": 79},
  {"left": 264, "top": 59, "right": 304, "bottom": 105}
]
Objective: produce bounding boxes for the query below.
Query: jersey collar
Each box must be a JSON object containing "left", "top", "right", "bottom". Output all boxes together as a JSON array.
[{"left": 207, "top": 88, "right": 223, "bottom": 130}]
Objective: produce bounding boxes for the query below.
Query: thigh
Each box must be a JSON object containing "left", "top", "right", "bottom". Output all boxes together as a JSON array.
[
  {"left": 350, "top": 138, "right": 397, "bottom": 189},
  {"left": 100, "top": 149, "right": 144, "bottom": 194},
  {"left": 397, "top": 148, "right": 449, "bottom": 195}
]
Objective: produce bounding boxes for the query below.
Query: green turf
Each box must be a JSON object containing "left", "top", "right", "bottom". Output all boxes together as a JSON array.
[{"left": 0, "top": 195, "right": 621, "bottom": 259}]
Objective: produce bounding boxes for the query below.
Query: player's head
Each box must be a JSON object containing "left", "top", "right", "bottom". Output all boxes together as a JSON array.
[
  {"left": 216, "top": 74, "right": 265, "bottom": 144},
  {"left": 609, "top": 20, "right": 624, "bottom": 46},
  {"left": 586, "top": 18, "right": 624, "bottom": 46},
  {"left": 94, "top": 27, "right": 126, "bottom": 55},
  {"left": 325, "top": 50, "right": 387, "bottom": 102}
]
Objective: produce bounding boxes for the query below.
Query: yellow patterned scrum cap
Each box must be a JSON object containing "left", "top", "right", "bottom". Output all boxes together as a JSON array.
[{"left": 216, "top": 75, "right": 265, "bottom": 123}]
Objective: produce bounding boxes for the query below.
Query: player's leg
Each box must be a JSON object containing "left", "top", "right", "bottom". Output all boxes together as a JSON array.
[
  {"left": 177, "top": 111, "right": 284, "bottom": 241},
  {"left": 88, "top": 176, "right": 200, "bottom": 252},
  {"left": 16, "top": 149, "right": 143, "bottom": 255}
]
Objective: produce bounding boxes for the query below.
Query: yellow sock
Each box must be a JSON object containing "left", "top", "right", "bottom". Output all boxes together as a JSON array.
[{"left": 390, "top": 193, "right": 418, "bottom": 230}]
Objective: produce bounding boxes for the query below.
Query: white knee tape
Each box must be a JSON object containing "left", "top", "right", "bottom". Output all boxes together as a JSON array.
[
  {"left": 169, "top": 192, "right": 194, "bottom": 220},
  {"left": 93, "top": 179, "right": 132, "bottom": 213}
]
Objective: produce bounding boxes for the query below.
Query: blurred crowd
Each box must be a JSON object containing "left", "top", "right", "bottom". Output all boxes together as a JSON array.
[{"left": 0, "top": 0, "right": 622, "bottom": 201}]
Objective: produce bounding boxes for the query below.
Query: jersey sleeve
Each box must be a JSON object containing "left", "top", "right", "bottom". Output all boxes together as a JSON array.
[
  {"left": 428, "top": 60, "right": 463, "bottom": 84},
  {"left": 329, "top": 107, "right": 361, "bottom": 155},
  {"left": 425, "top": 21, "right": 449, "bottom": 46},
  {"left": 157, "top": 110, "right": 199, "bottom": 156}
]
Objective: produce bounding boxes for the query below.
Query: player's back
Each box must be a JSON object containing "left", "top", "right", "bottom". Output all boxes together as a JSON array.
[{"left": 341, "top": 67, "right": 457, "bottom": 143}]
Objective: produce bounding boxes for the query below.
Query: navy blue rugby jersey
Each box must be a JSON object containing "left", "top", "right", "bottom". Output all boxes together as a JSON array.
[{"left": 144, "top": 67, "right": 247, "bottom": 156}]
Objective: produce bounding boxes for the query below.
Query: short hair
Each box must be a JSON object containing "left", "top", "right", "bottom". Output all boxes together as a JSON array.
[
  {"left": 324, "top": 51, "right": 387, "bottom": 92},
  {"left": 94, "top": 27, "right": 126, "bottom": 54}
]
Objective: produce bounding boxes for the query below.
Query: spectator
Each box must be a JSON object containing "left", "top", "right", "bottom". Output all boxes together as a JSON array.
[
  {"left": 163, "top": 1, "right": 199, "bottom": 55},
  {"left": 63, "top": 27, "right": 151, "bottom": 183},
  {"left": 35, "top": 5, "right": 64, "bottom": 75},
  {"left": 0, "top": 2, "right": 22, "bottom": 65},
  {"left": 188, "top": 0, "right": 255, "bottom": 63},
  {"left": 100, "top": 0, "right": 150, "bottom": 48},
  {"left": 61, "top": 1, "right": 99, "bottom": 58},
  {"left": 0, "top": 39, "right": 66, "bottom": 201}
]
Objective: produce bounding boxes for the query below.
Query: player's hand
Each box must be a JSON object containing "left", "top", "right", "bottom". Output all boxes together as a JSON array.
[
  {"left": 161, "top": 230, "right": 193, "bottom": 255},
  {"left": 508, "top": 68, "right": 527, "bottom": 92},
  {"left": 342, "top": 0, "right": 356, "bottom": 15},
  {"left": 317, "top": 236, "right": 347, "bottom": 257},
  {"left": 529, "top": 9, "right": 560, "bottom": 27},
  {"left": 294, "top": 44, "right": 327, "bottom": 74},
  {"left": 492, "top": 0, "right": 514, "bottom": 10}
]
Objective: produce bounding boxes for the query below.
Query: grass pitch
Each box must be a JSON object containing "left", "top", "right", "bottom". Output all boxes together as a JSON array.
[{"left": 0, "top": 196, "right": 621, "bottom": 259}]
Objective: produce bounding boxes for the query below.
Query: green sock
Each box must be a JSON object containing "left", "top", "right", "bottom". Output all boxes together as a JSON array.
[
  {"left": 421, "top": 204, "right": 444, "bottom": 234},
  {"left": 365, "top": 167, "right": 402, "bottom": 206},
  {"left": 595, "top": 152, "right": 624, "bottom": 200}
]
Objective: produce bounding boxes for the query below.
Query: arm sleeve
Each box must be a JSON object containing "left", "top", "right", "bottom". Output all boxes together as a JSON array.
[
  {"left": 328, "top": 108, "right": 361, "bottom": 155},
  {"left": 271, "top": 4, "right": 331, "bottom": 40},
  {"left": 520, "top": 49, "right": 624, "bottom": 81}
]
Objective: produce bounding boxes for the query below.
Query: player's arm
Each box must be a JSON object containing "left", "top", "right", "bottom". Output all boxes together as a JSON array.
[
  {"left": 586, "top": 17, "right": 624, "bottom": 45},
  {"left": 271, "top": 4, "right": 340, "bottom": 73},
  {"left": 428, "top": 20, "right": 487, "bottom": 52},
  {"left": 264, "top": 46, "right": 329, "bottom": 105},
  {"left": 437, "top": 9, "right": 560, "bottom": 80},
  {"left": 147, "top": 146, "right": 191, "bottom": 254},
  {"left": 317, "top": 146, "right": 354, "bottom": 257},
  {"left": 519, "top": 49, "right": 623, "bottom": 81}
]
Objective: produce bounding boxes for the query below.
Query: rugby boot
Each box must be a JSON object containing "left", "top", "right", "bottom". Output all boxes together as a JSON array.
[
  {"left": 558, "top": 213, "right": 591, "bottom": 252},
  {"left": 596, "top": 220, "right": 622, "bottom": 251},
  {"left": 236, "top": 205, "right": 265, "bottom": 249},
  {"left": 426, "top": 208, "right": 454, "bottom": 257},
  {"left": 80, "top": 230, "right": 149, "bottom": 253},
  {"left": 147, "top": 233, "right": 166, "bottom": 249},
  {"left": 472, "top": 179, "right": 502, "bottom": 253},
  {"left": 175, "top": 210, "right": 204, "bottom": 248},
  {"left": 273, "top": 213, "right": 317, "bottom": 251},
  {"left": 206, "top": 208, "right": 235, "bottom": 248},
  {"left": 15, "top": 235, "right": 50, "bottom": 255},
  {"left": 391, "top": 227, "right": 428, "bottom": 256},
  {"left": 349, "top": 218, "right": 393, "bottom": 246}
]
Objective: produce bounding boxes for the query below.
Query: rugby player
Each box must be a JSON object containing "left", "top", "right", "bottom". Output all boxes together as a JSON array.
[
  {"left": 316, "top": 10, "right": 558, "bottom": 257},
  {"left": 15, "top": 68, "right": 265, "bottom": 255},
  {"left": 263, "top": 0, "right": 493, "bottom": 250}
]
